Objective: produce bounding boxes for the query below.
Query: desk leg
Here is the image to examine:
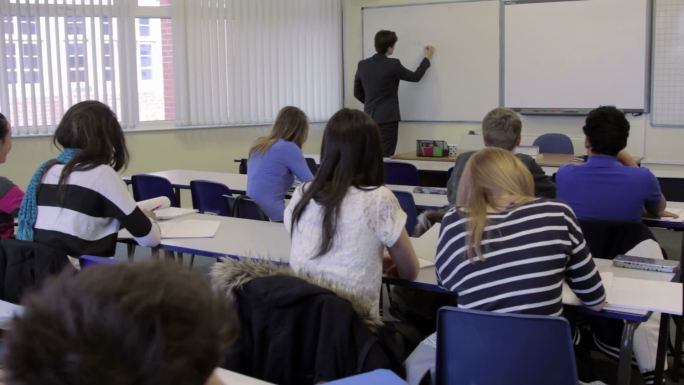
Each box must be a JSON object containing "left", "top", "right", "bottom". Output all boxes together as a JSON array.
[
  {"left": 674, "top": 316, "right": 683, "bottom": 382},
  {"left": 654, "top": 314, "right": 670, "bottom": 385},
  {"left": 126, "top": 243, "right": 136, "bottom": 262},
  {"left": 617, "top": 321, "right": 638, "bottom": 385},
  {"left": 174, "top": 187, "right": 181, "bottom": 206}
]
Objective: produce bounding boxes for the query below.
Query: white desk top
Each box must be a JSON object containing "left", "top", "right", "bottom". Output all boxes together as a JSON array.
[
  {"left": 213, "top": 368, "right": 272, "bottom": 385},
  {"left": 151, "top": 213, "right": 439, "bottom": 261}
]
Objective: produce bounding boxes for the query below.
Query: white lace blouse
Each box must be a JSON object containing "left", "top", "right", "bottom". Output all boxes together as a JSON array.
[{"left": 284, "top": 184, "right": 407, "bottom": 316}]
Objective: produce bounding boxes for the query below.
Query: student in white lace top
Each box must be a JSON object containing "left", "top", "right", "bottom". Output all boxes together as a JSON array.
[{"left": 284, "top": 108, "right": 419, "bottom": 316}]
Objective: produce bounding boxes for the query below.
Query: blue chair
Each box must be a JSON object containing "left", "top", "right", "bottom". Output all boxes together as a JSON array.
[
  {"left": 305, "top": 157, "right": 318, "bottom": 175},
  {"left": 131, "top": 174, "right": 179, "bottom": 207},
  {"left": 436, "top": 307, "right": 577, "bottom": 385},
  {"left": 384, "top": 161, "right": 420, "bottom": 186},
  {"left": 79, "top": 255, "right": 119, "bottom": 269},
  {"left": 393, "top": 191, "right": 418, "bottom": 236},
  {"left": 532, "top": 133, "right": 574, "bottom": 154},
  {"left": 224, "top": 195, "right": 270, "bottom": 221},
  {"left": 190, "top": 180, "right": 232, "bottom": 216}
]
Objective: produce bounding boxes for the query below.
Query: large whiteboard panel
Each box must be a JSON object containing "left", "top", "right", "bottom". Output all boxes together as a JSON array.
[
  {"left": 362, "top": 1, "right": 499, "bottom": 122},
  {"left": 504, "top": 0, "right": 650, "bottom": 111},
  {"left": 652, "top": 0, "right": 684, "bottom": 126}
]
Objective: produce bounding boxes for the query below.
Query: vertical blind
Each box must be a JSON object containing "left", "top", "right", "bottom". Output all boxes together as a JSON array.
[
  {"left": 176, "top": 0, "right": 342, "bottom": 126},
  {"left": 0, "top": 0, "right": 130, "bottom": 135},
  {"left": 2, "top": 0, "right": 342, "bottom": 136}
]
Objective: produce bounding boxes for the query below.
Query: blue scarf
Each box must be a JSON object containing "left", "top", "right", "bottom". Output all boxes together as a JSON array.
[{"left": 16, "top": 148, "right": 80, "bottom": 241}]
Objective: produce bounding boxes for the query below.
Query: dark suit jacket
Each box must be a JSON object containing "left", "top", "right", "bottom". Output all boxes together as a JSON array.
[{"left": 353, "top": 54, "right": 430, "bottom": 124}]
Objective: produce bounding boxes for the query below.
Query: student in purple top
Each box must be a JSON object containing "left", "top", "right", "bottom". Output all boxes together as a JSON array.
[
  {"left": 556, "top": 106, "right": 674, "bottom": 222},
  {"left": 0, "top": 113, "right": 24, "bottom": 239},
  {"left": 246, "top": 106, "right": 314, "bottom": 222}
]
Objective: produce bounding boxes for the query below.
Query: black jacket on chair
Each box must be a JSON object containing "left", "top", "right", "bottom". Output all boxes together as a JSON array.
[
  {"left": 0, "top": 239, "right": 71, "bottom": 303},
  {"left": 212, "top": 260, "right": 404, "bottom": 385},
  {"left": 578, "top": 220, "right": 662, "bottom": 260},
  {"left": 354, "top": 54, "right": 430, "bottom": 124}
]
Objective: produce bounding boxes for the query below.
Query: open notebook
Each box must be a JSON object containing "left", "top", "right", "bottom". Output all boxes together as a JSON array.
[
  {"left": 563, "top": 272, "right": 682, "bottom": 315},
  {"left": 136, "top": 197, "right": 197, "bottom": 220}
]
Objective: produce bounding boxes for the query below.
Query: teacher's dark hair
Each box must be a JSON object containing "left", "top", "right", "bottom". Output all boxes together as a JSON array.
[
  {"left": 583, "top": 106, "right": 629, "bottom": 156},
  {"left": 4, "top": 261, "right": 238, "bottom": 385},
  {"left": 290, "top": 108, "right": 384, "bottom": 257},
  {"left": 53, "top": 100, "right": 129, "bottom": 187},
  {"left": 0, "top": 112, "right": 9, "bottom": 142},
  {"left": 375, "top": 30, "right": 398, "bottom": 54}
]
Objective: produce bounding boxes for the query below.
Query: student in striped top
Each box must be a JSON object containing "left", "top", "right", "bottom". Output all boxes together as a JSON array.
[
  {"left": 16, "top": 101, "right": 160, "bottom": 257},
  {"left": 0, "top": 113, "right": 24, "bottom": 239},
  {"left": 435, "top": 147, "right": 606, "bottom": 315}
]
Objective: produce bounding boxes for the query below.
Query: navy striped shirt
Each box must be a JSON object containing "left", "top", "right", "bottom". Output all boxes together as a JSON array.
[{"left": 435, "top": 199, "right": 605, "bottom": 316}]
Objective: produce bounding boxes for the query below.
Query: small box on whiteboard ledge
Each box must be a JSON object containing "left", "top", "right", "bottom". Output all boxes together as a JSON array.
[
  {"left": 416, "top": 140, "right": 449, "bottom": 157},
  {"left": 613, "top": 255, "right": 680, "bottom": 273}
]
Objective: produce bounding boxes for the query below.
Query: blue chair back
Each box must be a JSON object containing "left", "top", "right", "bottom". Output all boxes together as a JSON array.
[
  {"left": 393, "top": 191, "right": 418, "bottom": 236},
  {"left": 79, "top": 255, "right": 119, "bottom": 269},
  {"left": 225, "top": 195, "right": 269, "bottom": 221},
  {"left": 131, "top": 174, "right": 179, "bottom": 207},
  {"left": 305, "top": 157, "right": 318, "bottom": 175},
  {"left": 436, "top": 307, "right": 577, "bottom": 385},
  {"left": 190, "top": 180, "right": 232, "bottom": 216},
  {"left": 384, "top": 161, "right": 420, "bottom": 186},
  {"left": 532, "top": 133, "right": 574, "bottom": 154}
]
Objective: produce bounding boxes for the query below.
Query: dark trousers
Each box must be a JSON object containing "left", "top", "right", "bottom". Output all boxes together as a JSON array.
[{"left": 378, "top": 121, "right": 399, "bottom": 157}]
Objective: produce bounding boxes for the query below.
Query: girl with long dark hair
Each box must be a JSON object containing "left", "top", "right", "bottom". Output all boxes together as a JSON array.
[
  {"left": 17, "top": 100, "right": 160, "bottom": 256},
  {"left": 285, "top": 108, "right": 419, "bottom": 316}
]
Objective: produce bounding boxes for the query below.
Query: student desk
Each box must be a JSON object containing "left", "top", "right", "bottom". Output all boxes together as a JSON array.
[{"left": 125, "top": 170, "right": 448, "bottom": 211}]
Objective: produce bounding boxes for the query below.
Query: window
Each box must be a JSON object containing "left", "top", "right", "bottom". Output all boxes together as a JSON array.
[
  {"left": 138, "top": 17, "right": 150, "bottom": 37},
  {"left": 139, "top": 43, "right": 152, "bottom": 80},
  {"left": 2, "top": 0, "right": 342, "bottom": 135},
  {"left": 20, "top": 42, "right": 41, "bottom": 83}
]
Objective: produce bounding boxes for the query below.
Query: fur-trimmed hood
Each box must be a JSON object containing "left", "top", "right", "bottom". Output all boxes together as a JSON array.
[{"left": 210, "top": 259, "right": 383, "bottom": 331}]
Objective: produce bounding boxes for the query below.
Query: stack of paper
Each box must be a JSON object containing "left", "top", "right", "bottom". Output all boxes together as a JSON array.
[{"left": 136, "top": 196, "right": 197, "bottom": 220}]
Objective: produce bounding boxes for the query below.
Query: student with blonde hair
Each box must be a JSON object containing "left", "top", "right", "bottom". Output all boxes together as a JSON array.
[
  {"left": 405, "top": 148, "right": 605, "bottom": 384},
  {"left": 247, "top": 106, "right": 314, "bottom": 222},
  {"left": 436, "top": 147, "right": 605, "bottom": 315}
]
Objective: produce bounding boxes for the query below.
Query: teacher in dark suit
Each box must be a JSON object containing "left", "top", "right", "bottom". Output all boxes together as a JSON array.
[{"left": 354, "top": 30, "right": 434, "bottom": 156}]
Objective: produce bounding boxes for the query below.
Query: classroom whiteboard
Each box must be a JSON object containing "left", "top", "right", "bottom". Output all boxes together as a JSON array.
[
  {"left": 651, "top": 0, "right": 684, "bottom": 126},
  {"left": 504, "top": 0, "right": 650, "bottom": 112},
  {"left": 361, "top": 1, "right": 500, "bottom": 122}
]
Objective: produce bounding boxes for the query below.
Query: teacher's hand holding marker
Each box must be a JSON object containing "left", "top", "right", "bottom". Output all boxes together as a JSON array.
[{"left": 424, "top": 45, "right": 435, "bottom": 60}]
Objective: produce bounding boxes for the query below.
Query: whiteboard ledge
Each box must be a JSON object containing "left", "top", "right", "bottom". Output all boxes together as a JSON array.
[
  {"left": 514, "top": 108, "right": 644, "bottom": 116},
  {"left": 400, "top": 120, "right": 482, "bottom": 124}
]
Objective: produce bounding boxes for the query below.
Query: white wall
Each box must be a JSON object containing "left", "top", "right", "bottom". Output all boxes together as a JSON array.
[{"left": 343, "top": 0, "right": 684, "bottom": 169}]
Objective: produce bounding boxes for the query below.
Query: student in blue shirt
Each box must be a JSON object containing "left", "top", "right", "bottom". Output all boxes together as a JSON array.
[
  {"left": 247, "top": 106, "right": 314, "bottom": 222},
  {"left": 556, "top": 106, "right": 674, "bottom": 222}
]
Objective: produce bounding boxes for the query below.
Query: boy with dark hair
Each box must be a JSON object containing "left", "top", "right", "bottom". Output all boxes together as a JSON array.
[
  {"left": 354, "top": 30, "right": 434, "bottom": 156},
  {"left": 556, "top": 106, "right": 672, "bottom": 222},
  {"left": 4, "top": 262, "right": 238, "bottom": 385}
]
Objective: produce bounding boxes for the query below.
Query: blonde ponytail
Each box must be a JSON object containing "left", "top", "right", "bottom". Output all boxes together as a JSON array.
[{"left": 456, "top": 148, "right": 535, "bottom": 261}]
